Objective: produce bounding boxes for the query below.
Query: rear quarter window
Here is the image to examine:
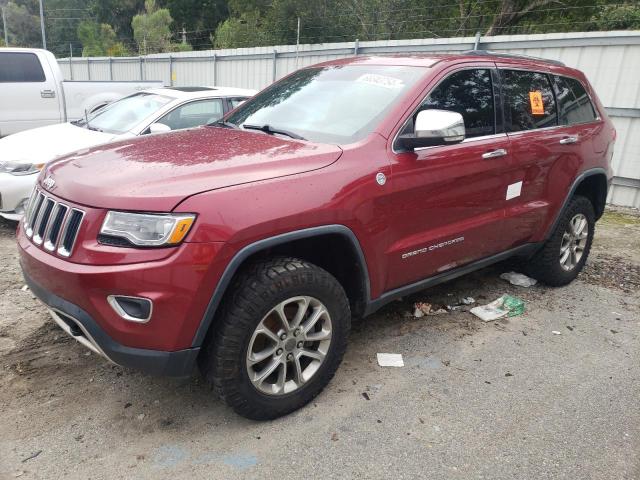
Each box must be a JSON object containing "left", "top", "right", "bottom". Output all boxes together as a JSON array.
[
  {"left": 501, "top": 70, "right": 557, "bottom": 132},
  {"left": 0, "top": 52, "right": 46, "bottom": 83},
  {"left": 553, "top": 75, "right": 597, "bottom": 125}
]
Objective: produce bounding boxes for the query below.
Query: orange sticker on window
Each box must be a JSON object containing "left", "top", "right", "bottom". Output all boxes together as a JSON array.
[{"left": 529, "top": 91, "right": 544, "bottom": 115}]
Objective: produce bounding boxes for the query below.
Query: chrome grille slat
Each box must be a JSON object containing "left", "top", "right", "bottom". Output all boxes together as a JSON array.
[
  {"left": 27, "top": 192, "right": 46, "bottom": 238},
  {"left": 23, "top": 188, "right": 85, "bottom": 258},
  {"left": 33, "top": 198, "right": 55, "bottom": 245},
  {"left": 58, "top": 209, "right": 84, "bottom": 257},
  {"left": 44, "top": 204, "right": 69, "bottom": 251}
]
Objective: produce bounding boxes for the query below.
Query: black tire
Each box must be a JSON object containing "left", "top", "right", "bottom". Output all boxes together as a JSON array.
[
  {"left": 199, "top": 257, "right": 351, "bottom": 420},
  {"left": 525, "top": 195, "right": 595, "bottom": 286}
]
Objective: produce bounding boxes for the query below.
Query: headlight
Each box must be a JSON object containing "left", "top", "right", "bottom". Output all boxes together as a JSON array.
[
  {"left": 0, "top": 161, "right": 44, "bottom": 175},
  {"left": 100, "top": 211, "right": 196, "bottom": 247}
]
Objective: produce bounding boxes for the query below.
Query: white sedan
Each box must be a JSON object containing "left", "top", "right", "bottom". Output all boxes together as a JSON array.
[{"left": 0, "top": 86, "right": 255, "bottom": 220}]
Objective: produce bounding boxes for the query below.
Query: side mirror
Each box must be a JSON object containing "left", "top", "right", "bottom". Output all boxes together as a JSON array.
[
  {"left": 148, "top": 123, "right": 171, "bottom": 134},
  {"left": 398, "top": 109, "right": 465, "bottom": 150}
]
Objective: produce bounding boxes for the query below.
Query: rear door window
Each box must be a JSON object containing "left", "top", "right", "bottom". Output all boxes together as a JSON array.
[
  {"left": 501, "top": 70, "right": 557, "bottom": 132},
  {"left": 0, "top": 52, "right": 46, "bottom": 82},
  {"left": 553, "top": 75, "right": 597, "bottom": 125}
]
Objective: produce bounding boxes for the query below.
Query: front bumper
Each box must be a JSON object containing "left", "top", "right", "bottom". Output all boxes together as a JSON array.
[
  {"left": 24, "top": 271, "right": 199, "bottom": 376},
  {"left": 0, "top": 172, "right": 37, "bottom": 220}
]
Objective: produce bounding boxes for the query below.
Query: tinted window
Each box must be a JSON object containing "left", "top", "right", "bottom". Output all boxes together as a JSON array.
[
  {"left": 553, "top": 75, "right": 597, "bottom": 125},
  {"left": 418, "top": 69, "right": 495, "bottom": 138},
  {"left": 501, "top": 70, "right": 557, "bottom": 132},
  {"left": 0, "top": 52, "right": 46, "bottom": 83},
  {"left": 158, "top": 99, "right": 224, "bottom": 130}
]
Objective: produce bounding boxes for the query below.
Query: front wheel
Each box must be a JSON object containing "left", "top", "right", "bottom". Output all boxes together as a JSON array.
[
  {"left": 526, "top": 195, "right": 595, "bottom": 286},
  {"left": 199, "top": 257, "right": 351, "bottom": 420}
]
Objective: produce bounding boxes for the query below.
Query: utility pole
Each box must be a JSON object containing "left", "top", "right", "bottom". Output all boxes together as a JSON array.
[
  {"left": 295, "top": 17, "right": 300, "bottom": 67},
  {"left": 38, "top": 0, "right": 46, "bottom": 50},
  {"left": 2, "top": 7, "right": 8, "bottom": 46}
]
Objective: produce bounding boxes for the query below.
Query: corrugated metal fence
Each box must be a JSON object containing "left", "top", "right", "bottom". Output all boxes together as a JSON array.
[{"left": 58, "top": 31, "right": 640, "bottom": 208}]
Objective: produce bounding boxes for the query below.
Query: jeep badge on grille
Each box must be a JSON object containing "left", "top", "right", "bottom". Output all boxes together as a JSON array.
[{"left": 43, "top": 176, "right": 56, "bottom": 190}]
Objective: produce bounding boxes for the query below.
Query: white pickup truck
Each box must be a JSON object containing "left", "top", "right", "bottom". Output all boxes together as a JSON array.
[{"left": 0, "top": 48, "right": 163, "bottom": 137}]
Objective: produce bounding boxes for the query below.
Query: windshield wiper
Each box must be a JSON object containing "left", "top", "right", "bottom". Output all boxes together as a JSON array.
[
  {"left": 208, "top": 119, "right": 238, "bottom": 128},
  {"left": 242, "top": 124, "right": 306, "bottom": 141}
]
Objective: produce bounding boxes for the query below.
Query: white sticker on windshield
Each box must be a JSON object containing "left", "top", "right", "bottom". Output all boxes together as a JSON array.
[{"left": 356, "top": 73, "right": 404, "bottom": 89}]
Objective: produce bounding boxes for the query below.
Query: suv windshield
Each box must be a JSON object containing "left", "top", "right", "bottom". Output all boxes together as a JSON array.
[
  {"left": 75, "top": 92, "right": 174, "bottom": 134},
  {"left": 225, "top": 65, "right": 427, "bottom": 144}
]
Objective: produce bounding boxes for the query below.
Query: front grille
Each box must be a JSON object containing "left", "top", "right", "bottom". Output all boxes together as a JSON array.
[{"left": 23, "top": 189, "right": 85, "bottom": 257}]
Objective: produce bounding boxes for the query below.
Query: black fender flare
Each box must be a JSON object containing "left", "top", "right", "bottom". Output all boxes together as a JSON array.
[
  {"left": 191, "top": 224, "right": 371, "bottom": 347},
  {"left": 544, "top": 167, "right": 608, "bottom": 241}
]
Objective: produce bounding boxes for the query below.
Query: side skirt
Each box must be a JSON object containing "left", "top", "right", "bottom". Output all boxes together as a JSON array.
[{"left": 363, "top": 243, "right": 540, "bottom": 316}]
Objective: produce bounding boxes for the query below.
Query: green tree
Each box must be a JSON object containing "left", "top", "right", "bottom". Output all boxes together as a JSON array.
[
  {"left": 77, "top": 20, "right": 129, "bottom": 56},
  {"left": 591, "top": 3, "right": 640, "bottom": 30},
  {"left": 131, "top": 0, "right": 173, "bottom": 53},
  {"left": 2, "top": 1, "right": 41, "bottom": 48}
]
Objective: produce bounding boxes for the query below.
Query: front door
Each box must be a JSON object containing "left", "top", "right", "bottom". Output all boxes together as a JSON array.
[{"left": 384, "top": 66, "right": 510, "bottom": 291}]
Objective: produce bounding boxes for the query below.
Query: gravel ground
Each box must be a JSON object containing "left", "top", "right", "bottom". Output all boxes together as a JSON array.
[{"left": 0, "top": 208, "right": 639, "bottom": 480}]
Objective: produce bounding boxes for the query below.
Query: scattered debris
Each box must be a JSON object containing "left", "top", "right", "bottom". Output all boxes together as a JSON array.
[
  {"left": 331, "top": 433, "right": 338, "bottom": 442},
  {"left": 361, "top": 392, "right": 371, "bottom": 401},
  {"left": 500, "top": 271, "right": 537, "bottom": 287},
  {"left": 505, "top": 372, "right": 513, "bottom": 377},
  {"left": 470, "top": 295, "right": 525, "bottom": 321},
  {"left": 377, "top": 353, "right": 404, "bottom": 367},
  {"left": 137, "top": 413, "right": 146, "bottom": 420},
  {"left": 461, "top": 297, "right": 475, "bottom": 305},
  {"left": 413, "top": 302, "right": 448, "bottom": 317},
  {"left": 566, "top": 326, "right": 574, "bottom": 331},
  {"left": 20, "top": 285, "right": 29, "bottom": 292},
  {"left": 21, "top": 450, "right": 42, "bottom": 463},
  {"left": 552, "top": 331, "right": 562, "bottom": 335}
]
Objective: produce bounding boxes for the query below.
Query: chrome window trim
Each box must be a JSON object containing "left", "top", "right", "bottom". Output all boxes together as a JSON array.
[{"left": 412, "top": 132, "right": 508, "bottom": 152}]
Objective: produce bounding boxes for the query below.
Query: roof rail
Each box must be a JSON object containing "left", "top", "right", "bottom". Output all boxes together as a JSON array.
[{"left": 463, "top": 50, "right": 565, "bottom": 67}]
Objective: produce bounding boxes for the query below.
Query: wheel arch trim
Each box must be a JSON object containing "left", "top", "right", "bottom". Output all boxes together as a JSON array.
[
  {"left": 191, "top": 224, "right": 371, "bottom": 348},
  {"left": 544, "top": 167, "right": 608, "bottom": 241}
]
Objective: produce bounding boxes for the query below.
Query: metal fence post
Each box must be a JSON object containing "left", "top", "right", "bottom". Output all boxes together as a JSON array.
[
  {"left": 354, "top": 38, "right": 359, "bottom": 55},
  {"left": 109, "top": 57, "right": 113, "bottom": 80},
  {"left": 69, "top": 57, "right": 73, "bottom": 80},
  {"left": 87, "top": 58, "right": 91, "bottom": 80},
  {"left": 169, "top": 55, "right": 173, "bottom": 86},
  {"left": 212, "top": 54, "right": 217, "bottom": 86},
  {"left": 272, "top": 49, "right": 277, "bottom": 82},
  {"left": 139, "top": 56, "right": 143, "bottom": 80},
  {"left": 473, "top": 31, "right": 482, "bottom": 50}
]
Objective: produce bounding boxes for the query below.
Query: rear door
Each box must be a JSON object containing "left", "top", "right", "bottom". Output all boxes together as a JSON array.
[
  {"left": 0, "top": 51, "right": 61, "bottom": 136},
  {"left": 497, "top": 67, "right": 596, "bottom": 247},
  {"left": 385, "top": 65, "right": 511, "bottom": 290}
]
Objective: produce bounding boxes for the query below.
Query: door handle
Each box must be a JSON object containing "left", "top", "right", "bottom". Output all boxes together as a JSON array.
[
  {"left": 40, "top": 89, "right": 56, "bottom": 98},
  {"left": 559, "top": 135, "right": 578, "bottom": 145},
  {"left": 482, "top": 148, "right": 507, "bottom": 159}
]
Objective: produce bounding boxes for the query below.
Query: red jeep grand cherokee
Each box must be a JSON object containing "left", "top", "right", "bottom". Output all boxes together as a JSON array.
[{"left": 18, "top": 52, "right": 615, "bottom": 419}]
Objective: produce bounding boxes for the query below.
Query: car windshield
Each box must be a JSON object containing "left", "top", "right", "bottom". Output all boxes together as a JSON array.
[
  {"left": 76, "top": 92, "right": 174, "bottom": 134},
  {"left": 225, "top": 65, "right": 427, "bottom": 144}
]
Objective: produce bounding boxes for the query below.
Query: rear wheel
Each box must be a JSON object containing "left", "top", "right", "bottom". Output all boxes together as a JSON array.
[
  {"left": 199, "top": 257, "right": 350, "bottom": 420},
  {"left": 526, "top": 195, "right": 595, "bottom": 286}
]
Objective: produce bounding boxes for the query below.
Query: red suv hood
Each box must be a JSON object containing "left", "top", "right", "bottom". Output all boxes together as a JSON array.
[{"left": 43, "top": 127, "right": 342, "bottom": 211}]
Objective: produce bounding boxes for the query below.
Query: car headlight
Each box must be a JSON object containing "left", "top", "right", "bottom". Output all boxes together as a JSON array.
[
  {"left": 100, "top": 211, "right": 196, "bottom": 247},
  {"left": 0, "top": 161, "right": 44, "bottom": 175}
]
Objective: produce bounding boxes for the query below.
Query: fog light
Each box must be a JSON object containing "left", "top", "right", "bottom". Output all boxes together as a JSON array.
[{"left": 107, "top": 295, "right": 153, "bottom": 323}]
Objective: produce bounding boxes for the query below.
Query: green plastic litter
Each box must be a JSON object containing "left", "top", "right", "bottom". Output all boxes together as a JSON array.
[{"left": 502, "top": 295, "right": 525, "bottom": 317}]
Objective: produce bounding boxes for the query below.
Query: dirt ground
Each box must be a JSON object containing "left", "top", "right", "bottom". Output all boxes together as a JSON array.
[{"left": 1, "top": 208, "right": 639, "bottom": 480}]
